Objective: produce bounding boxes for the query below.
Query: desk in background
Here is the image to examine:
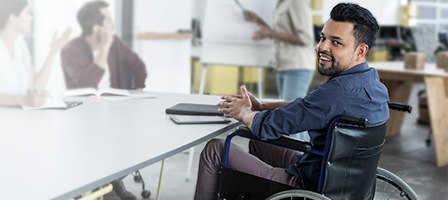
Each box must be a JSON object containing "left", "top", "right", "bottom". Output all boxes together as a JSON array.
[
  {"left": 371, "top": 61, "right": 448, "bottom": 167},
  {"left": 0, "top": 92, "right": 241, "bottom": 199}
]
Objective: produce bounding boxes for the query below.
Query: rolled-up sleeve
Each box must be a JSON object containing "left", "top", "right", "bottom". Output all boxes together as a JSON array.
[{"left": 289, "top": 0, "right": 314, "bottom": 46}]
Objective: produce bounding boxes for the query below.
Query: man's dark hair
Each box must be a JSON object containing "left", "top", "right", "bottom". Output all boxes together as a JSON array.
[
  {"left": 330, "top": 3, "right": 379, "bottom": 49},
  {"left": 0, "top": 0, "right": 28, "bottom": 30},
  {"left": 77, "top": 0, "right": 109, "bottom": 37}
]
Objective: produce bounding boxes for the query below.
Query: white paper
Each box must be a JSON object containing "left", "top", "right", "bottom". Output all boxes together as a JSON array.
[
  {"left": 102, "top": 93, "right": 157, "bottom": 101},
  {"left": 22, "top": 97, "right": 68, "bottom": 110}
]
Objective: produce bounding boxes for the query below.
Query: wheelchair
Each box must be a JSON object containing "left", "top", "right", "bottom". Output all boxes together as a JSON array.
[{"left": 218, "top": 103, "right": 418, "bottom": 200}]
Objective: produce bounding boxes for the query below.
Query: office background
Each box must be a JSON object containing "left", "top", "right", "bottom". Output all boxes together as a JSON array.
[
  {"left": 12, "top": 0, "right": 448, "bottom": 199},
  {"left": 24, "top": 0, "right": 448, "bottom": 97}
]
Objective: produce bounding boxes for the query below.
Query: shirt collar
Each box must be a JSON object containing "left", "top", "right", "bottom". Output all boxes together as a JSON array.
[{"left": 336, "top": 62, "right": 370, "bottom": 76}]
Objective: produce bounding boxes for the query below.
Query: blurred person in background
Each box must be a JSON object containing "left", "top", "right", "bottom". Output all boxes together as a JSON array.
[
  {"left": 61, "top": 0, "right": 147, "bottom": 91},
  {"left": 0, "top": 0, "right": 70, "bottom": 107},
  {"left": 61, "top": 1, "right": 146, "bottom": 200},
  {"left": 243, "top": 0, "right": 315, "bottom": 140}
]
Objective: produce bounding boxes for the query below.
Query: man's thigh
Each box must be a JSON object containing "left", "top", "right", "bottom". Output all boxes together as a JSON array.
[
  {"left": 225, "top": 140, "right": 299, "bottom": 187},
  {"left": 249, "top": 140, "right": 302, "bottom": 168}
]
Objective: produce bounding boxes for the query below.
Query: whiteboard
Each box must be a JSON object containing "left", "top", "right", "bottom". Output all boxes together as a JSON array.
[{"left": 201, "top": 0, "right": 277, "bottom": 67}]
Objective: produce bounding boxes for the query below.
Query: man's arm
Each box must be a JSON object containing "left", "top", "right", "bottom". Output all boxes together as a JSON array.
[
  {"left": 95, "top": 22, "right": 114, "bottom": 70},
  {"left": 260, "top": 101, "right": 292, "bottom": 110},
  {"left": 61, "top": 44, "right": 105, "bottom": 89},
  {"left": 221, "top": 92, "right": 291, "bottom": 112}
]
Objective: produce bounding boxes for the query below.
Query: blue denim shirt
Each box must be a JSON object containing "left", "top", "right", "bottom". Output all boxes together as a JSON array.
[{"left": 251, "top": 62, "right": 390, "bottom": 190}]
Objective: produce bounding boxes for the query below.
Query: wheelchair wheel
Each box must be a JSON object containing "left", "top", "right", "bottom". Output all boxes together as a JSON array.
[
  {"left": 375, "top": 167, "right": 419, "bottom": 200},
  {"left": 265, "top": 189, "right": 331, "bottom": 200}
]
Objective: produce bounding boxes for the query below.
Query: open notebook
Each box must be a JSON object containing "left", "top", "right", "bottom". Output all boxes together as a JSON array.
[{"left": 64, "top": 88, "right": 130, "bottom": 97}]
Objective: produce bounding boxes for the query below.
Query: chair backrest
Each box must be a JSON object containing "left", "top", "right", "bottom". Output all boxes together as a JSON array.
[{"left": 321, "top": 120, "right": 387, "bottom": 200}]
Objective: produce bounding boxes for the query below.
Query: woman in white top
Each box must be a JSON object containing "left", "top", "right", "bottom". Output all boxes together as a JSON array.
[
  {"left": 243, "top": 0, "right": 315, "bottom": 101},
  {"left": 244, "top": 0, "right": 315, "bottom": 140},
  {"left": 0, "top": 0, "right": 70, "bottom": 106}
]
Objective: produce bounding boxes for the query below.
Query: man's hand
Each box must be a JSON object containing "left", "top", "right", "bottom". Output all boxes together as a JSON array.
[
  {"left": 217, "top": 85, "right": 259, "bottom": 123},
  {"left": 219, "top": 89, "right": 262, "bottom": 112},
  {"left": 99, "top": 20, "right": 115, "bottom": 50}
]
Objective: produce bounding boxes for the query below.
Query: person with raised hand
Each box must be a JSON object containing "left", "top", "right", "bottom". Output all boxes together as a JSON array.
[{"left": 0, "top": 0, "right": 71, "bottom": 107}]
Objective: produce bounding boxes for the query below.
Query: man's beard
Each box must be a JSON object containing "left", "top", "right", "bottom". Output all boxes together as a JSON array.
[
  {"left": 318, "top": 62, "right": 345, "bottom": 76},
  {"left": 317, "top": 51, "right": 345, "bottom": 76}
]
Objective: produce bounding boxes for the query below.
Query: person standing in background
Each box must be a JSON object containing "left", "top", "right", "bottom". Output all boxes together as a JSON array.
[
  {"left": 244, "top": 0, "right": 315, "bottom": 101},
  {"left": 0, "top": 0, "right": 70, "bottom": 107},
  {"left": 244, "top": 0, "right": 315, "bottom": 140}
]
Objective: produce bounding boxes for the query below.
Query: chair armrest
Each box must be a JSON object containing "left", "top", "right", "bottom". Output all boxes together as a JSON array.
[
  {"left": 388, "top": 102, "right": 412, "bottom": 113},
  {"left": 231, "top": 127, "right": 312, "bottom": 152}
]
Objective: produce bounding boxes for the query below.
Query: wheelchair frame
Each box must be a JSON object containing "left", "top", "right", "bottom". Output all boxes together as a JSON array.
[{"left": 218, "top": 103, "right": 418, "bottom": 200}]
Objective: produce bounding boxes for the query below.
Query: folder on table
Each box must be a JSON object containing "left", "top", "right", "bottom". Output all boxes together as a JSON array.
[{"left": 165, "top": 103, "right": 223, "bottom": 116}]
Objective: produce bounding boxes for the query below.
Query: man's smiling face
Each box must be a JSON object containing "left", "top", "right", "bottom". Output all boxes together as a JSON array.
[{"left": 316, "top": 19, "right": 362, "bottom": 76}]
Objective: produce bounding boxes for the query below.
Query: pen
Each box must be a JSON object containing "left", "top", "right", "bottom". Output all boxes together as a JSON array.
[{"left": 234, "top": 0, "right": 245, "bottom": 11}]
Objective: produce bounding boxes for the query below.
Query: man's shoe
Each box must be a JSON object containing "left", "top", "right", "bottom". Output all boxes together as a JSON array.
[{"left": 111, "top": 180, "right": 137, "bottom": 200}]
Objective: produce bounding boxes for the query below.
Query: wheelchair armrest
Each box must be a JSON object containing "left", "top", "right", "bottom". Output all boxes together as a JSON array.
[
  {"left": 231, "top": 127, "right": 312, "bottom": 152},
  {"left": 339, "top": 115, "right": 369, "bottom": 128},
  {"left": 388, "top": 102, "right": 412, "bottom": 113}
]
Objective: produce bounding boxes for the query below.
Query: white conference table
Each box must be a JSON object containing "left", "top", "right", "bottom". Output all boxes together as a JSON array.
[{"left": 0, "top": 92, "right": 241, "bottom": 200}]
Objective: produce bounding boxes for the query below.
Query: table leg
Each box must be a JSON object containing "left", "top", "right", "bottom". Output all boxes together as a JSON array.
[
  {"left": 382, "top": 80, "right": 413, "bottom": 136},
  {"left": 424, "top": 76, "right": 448, "bottom": 167},
  {"left": 156, "top": 159, "right": 165, "bottom": 200}
]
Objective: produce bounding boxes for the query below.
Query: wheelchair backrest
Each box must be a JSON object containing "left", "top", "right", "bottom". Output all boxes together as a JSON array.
[{"left": 321, "top": 120, "right": 387, "bottom": 200}]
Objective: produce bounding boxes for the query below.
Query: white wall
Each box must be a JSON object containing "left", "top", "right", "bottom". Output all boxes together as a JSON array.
[
  {"left": 134, "top": 0, "right": 192, "bottom": 94},
  {"left": 321, "top": 0, "right": 403, "bottom": 26}
]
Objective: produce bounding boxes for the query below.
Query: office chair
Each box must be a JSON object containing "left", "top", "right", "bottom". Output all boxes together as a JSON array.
[
  {"left": 218, "top": 103, "right": 418, "bottom": 200},
  {"left": 132, "top": 170, "right": 151, "bottom": 199}
]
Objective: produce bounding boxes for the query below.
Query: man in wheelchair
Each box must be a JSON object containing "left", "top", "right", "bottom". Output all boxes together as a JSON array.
[{"left": 195, "top": 3, "right": 389, "bottom": 200}]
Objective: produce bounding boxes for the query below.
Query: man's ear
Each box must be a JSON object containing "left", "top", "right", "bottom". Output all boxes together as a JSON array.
[{"left": 356, "top": 43, "right": 369, "bottom": 61}]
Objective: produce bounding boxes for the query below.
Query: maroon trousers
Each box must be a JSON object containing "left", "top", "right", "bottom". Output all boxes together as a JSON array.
[{"left": 194, "top": 139, "right": 302, "bottom": 200}]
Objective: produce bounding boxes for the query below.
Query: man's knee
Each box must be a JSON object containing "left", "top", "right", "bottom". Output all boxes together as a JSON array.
[{"left": 200, "top": 139, "right": 225, "bottom": 163}]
